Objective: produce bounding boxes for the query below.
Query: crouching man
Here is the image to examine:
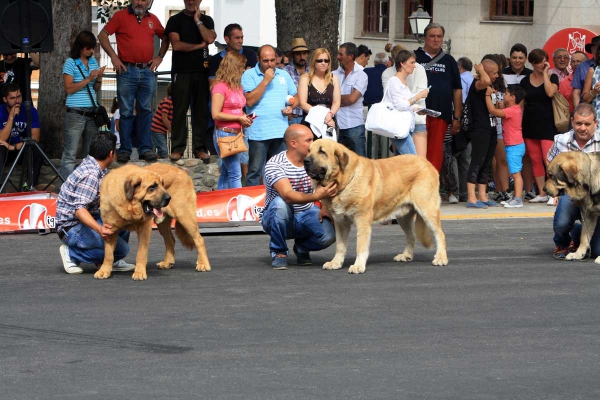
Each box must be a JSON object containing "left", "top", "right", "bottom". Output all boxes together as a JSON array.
[{"left": 261, "top": 124, "right": 337, "bottom": 269}]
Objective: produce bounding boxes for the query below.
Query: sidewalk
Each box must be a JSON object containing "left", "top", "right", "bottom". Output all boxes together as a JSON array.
[{"left": 440, "top": 200, "right": 555, "bottom": 220}]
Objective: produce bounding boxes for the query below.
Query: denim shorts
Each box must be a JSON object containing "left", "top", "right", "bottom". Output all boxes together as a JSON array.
[
  {"left": 414, "top": 123, "right": 426, "bottom": 133},
  {"left": 505, "top": 142, "right": 526, "bottom": 175}
]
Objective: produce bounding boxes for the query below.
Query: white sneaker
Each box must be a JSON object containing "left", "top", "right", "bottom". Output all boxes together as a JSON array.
[
  {"left": 529, "top": 195, "right": 549, "bottom": 203},
  {"left": 504, "top": 198, "right": 524, "bottom": 208},
  {"left": 547, "top": 197, "right": 557, "bottom": 206},
  {"left": 448, "top": 194, "right": 459, "bottom": 204},
  {"left": 113, "top": 259, "right": 135, "bottom": 272},
  {"left": 60, "top": 245, "right": 82, "bottom": 274}
]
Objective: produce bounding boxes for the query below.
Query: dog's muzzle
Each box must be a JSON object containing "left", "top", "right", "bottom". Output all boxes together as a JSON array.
[{"left": 304, "top": 157, "right": 326, "bottom": 180}]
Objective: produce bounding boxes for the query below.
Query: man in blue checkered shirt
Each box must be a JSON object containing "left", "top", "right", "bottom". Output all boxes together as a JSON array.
[{"left": 56, "top": 132, "right": 134, "bottom": 274}]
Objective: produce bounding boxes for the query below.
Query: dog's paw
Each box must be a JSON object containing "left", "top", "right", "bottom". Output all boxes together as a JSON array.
[
  {"left": 348, "top": 264, "right": 366, "bottom": 274},
  {"left": 594, "top": 256, "right": 600, "bottom": 265},
  {"left": 566, "top": 251, "right": 584, "bottom": 261},
  {"left": 323, "top": 260, "right": 343, "bottom": 270},
  {"left": 94, "top": 269, "right": 111, "bottom": 280},
  {"left": 157, "top": 261, "right": 174, "bottom": 270},
  {"left": 131, "top": 271, "right": 147, "bottom": 281},
  {"left": 196, "top": 263, "right": 211, "bottom": 272},
  {"left": 394, "top": 252, "right": 413, "bottom": 262},
  {"left": 432, "top": 255, "right": 448, "bottom": 266}
]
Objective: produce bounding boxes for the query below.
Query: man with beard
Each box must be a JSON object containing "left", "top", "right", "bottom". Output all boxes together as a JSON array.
[
  {"left": 166, "top": 0, "right": 217, "bottom": 163},
  {"left": 99, "top": 0, "right": 169, "bottom": 163},
  {"left": 284, "top": 38, "right": 311, "bottom": 125},
  {"left": 0, "top": 53, "right": 39, "bottom": 106}
]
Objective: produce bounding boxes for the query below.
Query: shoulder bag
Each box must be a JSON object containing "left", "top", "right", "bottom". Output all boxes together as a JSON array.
[
  {"left": 216, "top": 129, "right": 248, "bottom": 159},
  {"left": 75, "top": 63, "right": 110, "bottom": 128},
  {"left": 365, "top": 82, "right": 415, "bottom": 139},
  {"left": 552, "top": 92, "right": 570, "bottom": 133}
]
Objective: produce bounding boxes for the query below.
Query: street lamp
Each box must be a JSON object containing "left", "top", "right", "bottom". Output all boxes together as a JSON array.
[{"left": 408, "top": 4, "right": 432, "bottom": 43}]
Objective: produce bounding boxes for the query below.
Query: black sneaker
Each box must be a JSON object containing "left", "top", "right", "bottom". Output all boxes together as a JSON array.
[
  {"left": 117, "top": 152, "right": 130, "bottom": 163},
  {"left": 139, "top": 152, "right": 158, "bottom": 162},
  {"left": 293, "top": 245, "right": 312, "bottom": 265}
]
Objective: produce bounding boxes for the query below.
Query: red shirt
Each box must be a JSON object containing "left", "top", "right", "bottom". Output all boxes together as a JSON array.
[
  {"left": 559, "top": 74, "right": 575, "bottom": 114},
  {"left": 103, "top": 6, "right": 164, "bottom": 64},
  {"left": 502, "top": 105, "right": 524, "bottom": 146}
]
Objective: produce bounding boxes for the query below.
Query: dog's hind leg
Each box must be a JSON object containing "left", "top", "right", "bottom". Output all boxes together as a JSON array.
[
  {"left": 175, "top": 217, "right": 211, "bottom": 272},
  {"left": 324, "top": 217, "right": 350, "bottom": 271},
  {"left": 567, "top": 212, "right": 597, "bottom": 261},
  {"left": 394, "top": 208, "right": 416, "bottom": 263},
  {"left": 415, "top": 204, "right": 448, "bottom": 266},
  {"left": 156, "top": 216, "right": 175, "bottom": 269}
]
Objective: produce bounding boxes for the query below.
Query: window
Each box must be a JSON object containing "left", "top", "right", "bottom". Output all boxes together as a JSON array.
[
  {"left": 490, "top": 0, "right": 534, "bottom": 21},
  {"left": 363, "top": 0, "right": 389, "bottom": 35}
]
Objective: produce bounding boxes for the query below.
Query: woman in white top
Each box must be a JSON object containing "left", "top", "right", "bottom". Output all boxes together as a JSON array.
[
  {"left": 382, "top": 44, "right": 429, "bottom": 156},
  {"left": 382, "top": 50, "right": 429, "bottom": 155}
]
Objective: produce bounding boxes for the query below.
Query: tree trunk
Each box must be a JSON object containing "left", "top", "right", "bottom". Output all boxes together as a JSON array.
[
  {"left": 274, "top": 0, "right": 340, "bottom": 67},
  {"left": 38, "top": 0, "right": 91, "bottom": 158}
]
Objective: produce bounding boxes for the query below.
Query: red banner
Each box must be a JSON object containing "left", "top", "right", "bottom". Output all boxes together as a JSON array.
[
  {"left": 0, "top": 186, "right": 267, "bottom": 233},
  {"left": 543, "top": 27, "right": 598, "bottom": 71}
]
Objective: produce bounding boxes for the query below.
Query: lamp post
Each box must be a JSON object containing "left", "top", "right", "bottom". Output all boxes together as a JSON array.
[{"left": 408, "top": 4, "right": 452, "bottom": 54}]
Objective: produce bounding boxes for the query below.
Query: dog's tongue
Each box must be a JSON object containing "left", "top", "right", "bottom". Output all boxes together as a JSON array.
[{"left": 153, "top": 208, "right": 164, "bottom": 218}]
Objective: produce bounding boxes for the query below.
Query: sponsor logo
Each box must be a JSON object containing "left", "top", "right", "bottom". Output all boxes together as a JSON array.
[
  {"left": 227, "top": 195, "right": 262, "bottom": 222},
  {"left": 18, "top": 203, "right": 49, "bottom": 230}
]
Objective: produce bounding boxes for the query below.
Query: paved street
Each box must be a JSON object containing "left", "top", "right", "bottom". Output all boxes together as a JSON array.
[{"left": 2, "top": 211, "right": 600, "bottom": 399}]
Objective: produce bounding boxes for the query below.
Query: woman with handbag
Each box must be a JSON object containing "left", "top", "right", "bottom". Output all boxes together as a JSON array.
[
  {"left": 59, "top": 30, "right": 105, "bottom": 181},
  {"left": 382, "top": 50, "right": 429, "bottom": 155},
  {"left": 297, "top": 48, "right": 340, "bottom": 137},
  {"left": 211, "top": 52, "right": 253, "bottom": 189},
  {"left": 581, "top": 45, "right": 600, "bottom": 117}
]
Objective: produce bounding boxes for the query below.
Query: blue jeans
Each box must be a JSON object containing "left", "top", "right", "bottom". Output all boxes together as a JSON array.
[
  {"left": 60, "top": 219, "right": 130, "bottom": 265},
  {"left": 392, "top": 133, "right": 416, "bottom": 155},
  {"left": 151, "top": 131, "right": 168, "bottom": 158},
  {"left": 246, "top": 138, "right": 286, "bottom": 186},
  {"left": 339, "top": 124, "right": 366, "bottom": 156},
  {"left": 553, "top": 194, "right": 600, "bottom": 256},
  {"left": 261, "top": 196, "right": 335, "bottom": 257},
  {"left": 289, "top": 116, "right": 303, "bottom": 126},
  {"left": 60, "top": 109, "right": 97, "bottom": 180},
  {"left": 213, "top": 129, "right": 242, "bottom": 189},
  {"left": 117, "top": 66, "right": 156, "bottom": 156}
]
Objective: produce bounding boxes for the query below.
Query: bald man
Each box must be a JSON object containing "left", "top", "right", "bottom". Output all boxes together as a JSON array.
[
  {"left": 261, "top": 124, "right": 337, "bottom": 269},
  {"left": 465, "top": 58, "right": 501, "bottom": 209}
]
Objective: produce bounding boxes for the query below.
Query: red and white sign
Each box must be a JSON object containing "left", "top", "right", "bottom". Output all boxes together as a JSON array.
[
  {"left": 544, "top": 27, "right": 598, "bottom": 72},
  {"left": 0, "top": 186, "right": 267, "bottom": 233}
]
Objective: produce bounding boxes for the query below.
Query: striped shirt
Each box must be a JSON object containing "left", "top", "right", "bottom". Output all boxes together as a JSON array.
[
  {"left": 150, "top": 96, "right": 173, "bottom": 134},
  {"left": 63, "top": 57, "right": 99, "bottom": 108},
  {"left": 547, "top": 127, "right": 600, "bottom": 162},
  {"left": 56, "top": 156, "right": 109, "bottom": 233},
  {"left": 241, "top": 65, "right": 297, "bottom": 141},
  {"left": 263, "top": 151, "right": 313, "bottom": 213}
]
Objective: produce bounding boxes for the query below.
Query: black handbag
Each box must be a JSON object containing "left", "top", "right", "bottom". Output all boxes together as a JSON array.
[
  {"left": 459, "top": 92, "right": 474, "bottom": 138},
  {"left": 76, "top": 63, "right": 109, "bottom": 128}
]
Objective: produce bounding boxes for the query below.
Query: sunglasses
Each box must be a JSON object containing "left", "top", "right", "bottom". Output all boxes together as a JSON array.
[
  {"left": 315, "top": 58, "right": 330, "bottom": 64},
  {"left": 84, "top": 45, "right": 95, "bottom": 50}
]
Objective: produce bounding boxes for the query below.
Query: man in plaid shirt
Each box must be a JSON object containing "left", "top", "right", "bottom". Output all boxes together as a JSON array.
[
  {"left": 547, "top": 103, "right": 600, "bottom": 260},
  {"left": 56, "top": 132, "right": 134, "bottom": 274}
]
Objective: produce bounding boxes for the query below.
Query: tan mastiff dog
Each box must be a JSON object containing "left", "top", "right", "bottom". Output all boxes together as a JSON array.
[{"left": 304, "top": 140, "right": 448, "bottom": 273}]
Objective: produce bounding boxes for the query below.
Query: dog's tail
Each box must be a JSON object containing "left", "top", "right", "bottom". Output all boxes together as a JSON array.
[
  {"left": 175, "top": 221, "right": 195, "bottom": 250},
  {"left": 415, "top": 214, "right": 433, "bottom": 248}
]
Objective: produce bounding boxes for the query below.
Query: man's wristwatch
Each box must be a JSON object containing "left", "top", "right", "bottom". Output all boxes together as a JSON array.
[
  {"left": 453, "top": 117, "right": 460, "bottom": 121},
  {"left": 196, "top": 20, "right": 203, "bottom": 26}
]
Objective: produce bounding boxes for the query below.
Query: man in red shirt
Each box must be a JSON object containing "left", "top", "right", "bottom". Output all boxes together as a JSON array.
[{"left": 99, "top": 0, "right": 169, "bottom": 163}]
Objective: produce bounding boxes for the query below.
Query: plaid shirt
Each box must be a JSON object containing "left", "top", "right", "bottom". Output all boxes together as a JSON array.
[
  {"left": 56, "top": 156, "right": 109, "bottom": 233},
  {"left": 283, "top": 64, "right": 308, "bottom": 116},
  {"left": 547, "top": 127, "right": 600, "bottom": 162}
]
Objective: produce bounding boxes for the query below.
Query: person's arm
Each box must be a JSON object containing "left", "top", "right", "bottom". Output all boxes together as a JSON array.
[
  {"left": 149, "top": 36, "right": 169, "bottom": 72},
  {"left": 330, "top": 75, "right": 341, "bottom": 116},
  {"left": 115, "top": 118, "right": 120, "bottom": 133},
  {"left": 30, "top": 127, "right": 40, "bottom": 143},
  {"left": 543, "top": 63, "right": 558, "bottom": 98},
  {"left": 29, "top": 53, "right": 40, "bottom": 70},
  {"left": 98, "top": 29, "right": 126, "bottom": 74},
  {"left": 244, "top": 68, "right": 275, "bottom": 107},
  {"left": 582, "top": 68, "right": 595, "bottom": 103},
  {"left": 297, "top": 75, "right": 311, "bottom": 113},
  {"left": 194, "top": 8, "right": 216, "bottom": 44},
  {"left": 0, "top": 105, "right": 20, "bottom": 142},
  {"left": 168, "top": 32, "right": 206, "bottom": 52},
  {"left": 211, "top": 91, "right": 252, "bottom": 127},
  {"left": 74, "top": 208, "right": 114, "bottom": 240},
  {"left": 484, "top": 87, "right": 505, "bottom": 118},
  {"left": 473, "top": 64, "right": 491, "bottom": 90},
  {"left": 573, "top": 88, "right": 582, "bottom": 108},
  {"left": 63, "top": 71, "right": 99, "bottom": 95},
  {"left": 273, "top": 178, "right": 337, "bottom": 204},
  {"left": 160, "top": 103, "right": 172, "bottom": 132},
  {"left": 340, "top": 88, "right": 362, "bottom": 107},
  {"left": 451, "top": 88, "right": 463, "bottom": 134}
]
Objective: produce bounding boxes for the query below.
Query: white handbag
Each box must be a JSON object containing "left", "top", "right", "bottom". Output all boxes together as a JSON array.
[{"left": 365, "top": 84, "right": 415, "bottom": 139}]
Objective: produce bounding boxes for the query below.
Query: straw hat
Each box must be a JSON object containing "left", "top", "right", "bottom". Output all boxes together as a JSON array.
[{"left": 285, "top": 38, "right": 311, "bottom": 57}]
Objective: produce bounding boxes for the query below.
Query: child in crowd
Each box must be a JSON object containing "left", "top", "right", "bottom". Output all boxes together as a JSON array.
[
  {"left": 150, "top": 83, "right": 173, "bottom": 159},
  {"left": 109, "top": 96, "right": 121, "bottom": 149},
  {"left": 485, "top": 84, "right": 527, "bottom": 208}
]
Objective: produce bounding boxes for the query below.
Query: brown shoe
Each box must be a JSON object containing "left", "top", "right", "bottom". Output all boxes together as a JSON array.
[
  {"left": 169, "top": 152, "right": 182, "bottom": 162},
  {"left": 194, "top": 151, "right": 211, "bottom": 164}
]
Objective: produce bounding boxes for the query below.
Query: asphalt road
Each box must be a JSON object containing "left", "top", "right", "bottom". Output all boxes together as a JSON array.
[{"left": 2, "top": 217, "right": 600, "bottom": 400}]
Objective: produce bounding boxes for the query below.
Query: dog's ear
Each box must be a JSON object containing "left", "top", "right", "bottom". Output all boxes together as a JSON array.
[
  {"left": 124, "top": 176, "right": 142, "bottom": 201},
  {"left": 561, "top": 160, "right": 580, "bottom": 185},
  {"left": 335, "top": 147, "right": 349, "bottom": 173}
]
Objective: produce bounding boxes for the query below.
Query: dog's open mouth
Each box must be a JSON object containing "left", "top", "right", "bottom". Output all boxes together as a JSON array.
[{"left": 143, "top": 201, "right": 164, "bottom": 218}]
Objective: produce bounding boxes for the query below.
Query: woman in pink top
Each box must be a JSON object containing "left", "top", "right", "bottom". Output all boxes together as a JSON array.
[{"left": 211, "top": 52, "right": 253, "bottom": 189}]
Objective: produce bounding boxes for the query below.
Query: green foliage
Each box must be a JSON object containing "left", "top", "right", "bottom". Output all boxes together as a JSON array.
[{"left": 96, "top": 0, "right": 128, "bottom": 23}]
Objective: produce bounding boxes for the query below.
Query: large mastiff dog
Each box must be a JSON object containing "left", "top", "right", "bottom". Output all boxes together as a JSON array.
[
  {"left": 304, "top": 140, "right": 448, "bottom": 274},
  {"left": 545, "top": 151, "right": 600, "bottom": 263},
  {"left": 96, "top": 163, "right": 211, "bottom": 280}
]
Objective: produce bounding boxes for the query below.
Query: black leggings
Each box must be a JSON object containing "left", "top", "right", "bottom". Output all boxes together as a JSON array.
[{"left": 467, "top": 130, "right": 497, "bottom": 185}]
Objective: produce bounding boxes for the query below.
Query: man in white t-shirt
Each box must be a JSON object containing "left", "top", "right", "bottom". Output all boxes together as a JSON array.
[{"left": 262, "top": 124, "right": 338, "bottom": 269}]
